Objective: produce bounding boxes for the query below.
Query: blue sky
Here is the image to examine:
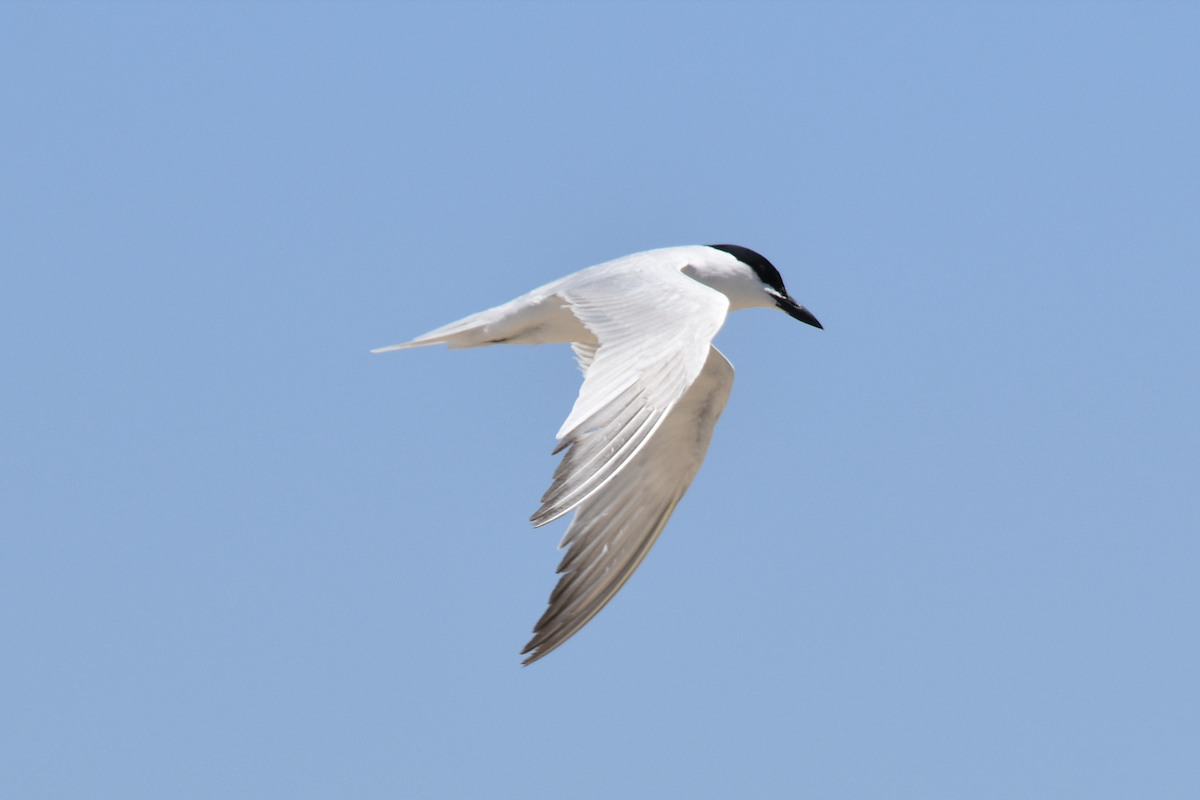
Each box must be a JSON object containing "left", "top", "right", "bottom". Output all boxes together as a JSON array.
[{"left": 2, "top": 2, "right": 1198, "bottom": 798}]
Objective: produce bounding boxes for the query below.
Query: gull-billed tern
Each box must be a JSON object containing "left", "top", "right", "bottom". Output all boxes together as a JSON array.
[{"left": 374, "top": 244, "right": 822, "bottom": 663}]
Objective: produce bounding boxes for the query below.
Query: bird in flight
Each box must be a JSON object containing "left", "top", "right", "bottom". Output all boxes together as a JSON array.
[{"left": 373, "top": 244, "right": 822, "bottom": 664}]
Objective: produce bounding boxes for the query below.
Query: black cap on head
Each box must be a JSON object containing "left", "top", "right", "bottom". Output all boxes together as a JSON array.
[
  {"left": 707, "top": 244, "right": 787, "bottom": 295},
  {"left": 707, "top": 243, "right": 823, "bottom": 329}
]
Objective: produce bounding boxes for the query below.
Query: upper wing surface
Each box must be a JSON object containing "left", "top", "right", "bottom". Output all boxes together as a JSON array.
[{"left": 531, "top": 255, "right": 729, "bottom": 526}]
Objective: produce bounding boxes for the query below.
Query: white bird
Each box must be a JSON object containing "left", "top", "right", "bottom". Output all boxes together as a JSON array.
[{"left": 373, "top": 245, "right": 821, "bottom": 664}]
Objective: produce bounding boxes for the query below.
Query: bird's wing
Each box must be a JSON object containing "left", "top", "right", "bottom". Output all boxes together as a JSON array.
[
  {"left": 531, "top": 262, "right": 730, "bottom": 525},
  {"left": 522, "top": 345, "right": 735, "bottom": 664}
]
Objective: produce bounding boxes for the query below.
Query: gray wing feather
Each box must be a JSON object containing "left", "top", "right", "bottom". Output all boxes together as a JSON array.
[
  {"left": 531, "top": 263, "right": 729, "bottom": 526},
  {"left": 521, "top": 346, "right": 735, "bottom": 664}
]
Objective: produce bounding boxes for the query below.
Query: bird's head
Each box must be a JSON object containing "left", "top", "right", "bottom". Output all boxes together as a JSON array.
[{"left": 697, "top": 244, "right": 823, "bottom": 328}]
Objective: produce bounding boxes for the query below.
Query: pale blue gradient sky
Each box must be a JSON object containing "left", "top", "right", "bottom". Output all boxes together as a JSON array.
[{"left": 2, "top": 2, "right": 1198, "bottom": 798}]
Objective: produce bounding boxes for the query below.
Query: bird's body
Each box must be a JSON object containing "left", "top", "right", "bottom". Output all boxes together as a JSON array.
[{"left": 374, "top": 245, "right": 820, "bottom": 663}]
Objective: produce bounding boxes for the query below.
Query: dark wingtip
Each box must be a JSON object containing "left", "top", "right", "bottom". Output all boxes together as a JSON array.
[{"left": 520, "top": 638, "right": 554, "bottom": 666}]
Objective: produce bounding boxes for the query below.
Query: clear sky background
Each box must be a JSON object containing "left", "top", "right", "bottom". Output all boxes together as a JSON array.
[{"left": 2, "top": 2, "right": 1198, "bottom": 798}]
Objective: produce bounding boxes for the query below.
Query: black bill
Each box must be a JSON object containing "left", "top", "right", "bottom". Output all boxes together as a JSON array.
[{"left": 776, "top": 296, "right": 823, "bottom": 329}]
